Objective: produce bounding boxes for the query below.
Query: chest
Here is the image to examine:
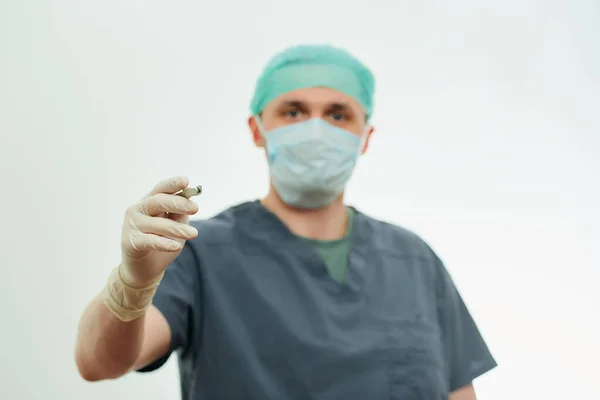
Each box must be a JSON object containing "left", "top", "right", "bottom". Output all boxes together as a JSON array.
[{"left": 195, "top": 242, "right": 448, "bottom": 399}]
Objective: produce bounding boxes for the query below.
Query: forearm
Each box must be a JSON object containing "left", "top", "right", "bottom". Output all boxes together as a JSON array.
[
  {"left": 450, "top": 384, "right": 477, "bottom": 400},
  {"left": 75, "top": 293, "right": 146, "bottom": 381}
]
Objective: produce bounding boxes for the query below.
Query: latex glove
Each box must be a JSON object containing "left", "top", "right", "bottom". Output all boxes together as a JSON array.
[{"left": 103, "top": 176, "right": 199, "bottom": 321}]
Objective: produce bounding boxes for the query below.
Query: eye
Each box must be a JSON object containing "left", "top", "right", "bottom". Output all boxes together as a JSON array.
[
  {"left": 284, "top": 109, "right": 303, "bottom": 118},
  {"left": 330, "top": 112, "right": 346, "bottom": 121}
]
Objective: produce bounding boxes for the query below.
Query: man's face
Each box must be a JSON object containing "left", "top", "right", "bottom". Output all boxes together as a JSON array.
[{"left": 248, "top": 87, "right": 374, "bottom": 153}]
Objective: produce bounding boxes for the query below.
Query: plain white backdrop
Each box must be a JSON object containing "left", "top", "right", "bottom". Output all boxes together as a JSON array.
[{"left": 1, "top": 1, "right": 599, "bottom": 399}]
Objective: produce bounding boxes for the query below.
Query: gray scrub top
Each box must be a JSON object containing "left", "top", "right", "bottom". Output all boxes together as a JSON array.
[{"left": 138, "top": 201, "right": 496, "bottom": 399}]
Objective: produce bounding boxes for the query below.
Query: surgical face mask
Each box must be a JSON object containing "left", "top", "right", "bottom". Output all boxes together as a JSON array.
[{"left": 256, "top": 117, "right": 366, "bottom": 209}]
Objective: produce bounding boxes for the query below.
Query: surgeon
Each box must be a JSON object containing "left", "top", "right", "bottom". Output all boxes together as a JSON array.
[{"left": 75, "top": 44, "right": 497, "bottom": 399}]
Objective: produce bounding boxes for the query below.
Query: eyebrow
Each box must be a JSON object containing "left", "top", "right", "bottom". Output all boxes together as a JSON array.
[
  {"left": 326, "top": 102, "right": 353, "bottom": 113},
  {"left": 277, "top": 100, "right": 354, "bottom": 113},
  {"left": 277, "top": 100, "right": 308, "bottom": 110}
]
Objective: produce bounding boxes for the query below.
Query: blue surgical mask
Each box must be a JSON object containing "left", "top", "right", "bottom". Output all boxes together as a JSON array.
[{"left": 257, "top": 117, "right": 365, "bottom": 209}]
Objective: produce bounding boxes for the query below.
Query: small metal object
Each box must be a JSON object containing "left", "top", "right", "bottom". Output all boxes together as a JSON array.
[{"left": 176, "top": 185, "right": 202, "bottom": 199}]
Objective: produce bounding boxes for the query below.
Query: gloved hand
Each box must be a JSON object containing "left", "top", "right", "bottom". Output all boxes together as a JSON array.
[
  {"left": 120, "top": 175, "right": 199, "bottom": 286},
  {"left": 103, "top": 176, "right": 199, "bottom": 321}
]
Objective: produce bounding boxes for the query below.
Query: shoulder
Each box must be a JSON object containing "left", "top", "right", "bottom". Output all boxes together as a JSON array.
[
  {"left": 187, "top": 201, "right": 259, "bottom": 247},
  {"left": 355, "top": 209, "right": 435, "bottom": 259},
  {"left": 355, "top": 210, "right": 451, "bottom": 294},
  {"left": 358, "top": 212, "right": 460, "bottom": 299}
]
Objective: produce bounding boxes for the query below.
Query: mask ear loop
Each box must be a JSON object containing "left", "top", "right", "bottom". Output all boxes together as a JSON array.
[
  {"left": 357, "top": 120, "right": 371, "bottom": 156},
  {"left": 254, "top": 115, "right": 267, "bottom": 140},
  {"left": 254, "top": 115, "right": 276, "bottom": 162}
]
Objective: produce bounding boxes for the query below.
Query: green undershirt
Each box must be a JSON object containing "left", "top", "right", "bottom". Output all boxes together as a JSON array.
[{"left": 297, "top": 208, "right": 355, "bottom": 283}]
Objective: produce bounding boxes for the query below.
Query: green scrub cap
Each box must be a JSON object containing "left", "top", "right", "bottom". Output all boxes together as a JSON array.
[{"left": 250, "top": 45, "right": 375, "bottom": 119}]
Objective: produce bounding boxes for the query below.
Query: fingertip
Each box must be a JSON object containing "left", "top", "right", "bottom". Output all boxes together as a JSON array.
[
  {"left": 173, "top": 175, "right": 189, "bottom": 189},
  {"left": 169, "top": 212, "right": 190, "bottom": 223},
  {"left": 151, "top": 175, "right": 191, "bottom": 196},
  {"left": 168, "top": 239, "right": 184, "bottom": 251}
]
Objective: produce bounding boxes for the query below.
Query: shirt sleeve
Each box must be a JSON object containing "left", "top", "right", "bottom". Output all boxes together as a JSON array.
[
  {"left": 136, "top": 242, "right": 202, "bottom": 373},
  {"left": 433, "top": 253, "right": 497, "bottom": 391}
]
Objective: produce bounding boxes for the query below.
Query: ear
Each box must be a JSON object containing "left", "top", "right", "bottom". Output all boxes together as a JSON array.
[
  {"left": 360, "top": 125, "right": 375, "bottom": 155},
  {"left": 248, "top": 115, "right": 265, "bottom": 148}
]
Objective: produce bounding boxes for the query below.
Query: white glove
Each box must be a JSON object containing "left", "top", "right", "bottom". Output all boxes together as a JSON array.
[{"left": 103, "top": 176, "right": 200, "bottom": 321}]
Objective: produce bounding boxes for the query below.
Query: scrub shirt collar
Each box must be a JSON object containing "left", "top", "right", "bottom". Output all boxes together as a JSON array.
[{"left": 242, "top": 200, "right": 370, "bottom": 249}]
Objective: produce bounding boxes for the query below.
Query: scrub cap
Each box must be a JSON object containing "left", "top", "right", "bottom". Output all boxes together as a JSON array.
[{"left": 250, "top": 44, "right": 375, "bottom": 119}]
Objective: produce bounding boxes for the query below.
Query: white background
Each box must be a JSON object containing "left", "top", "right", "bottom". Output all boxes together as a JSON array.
[{"left": 1, "top": 1, "right": 599, "bottom": 399}]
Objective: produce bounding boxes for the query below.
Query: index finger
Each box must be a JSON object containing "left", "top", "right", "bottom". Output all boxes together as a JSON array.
[{"left": 148, "top": 176, "right": 189, "bottom": 196}]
